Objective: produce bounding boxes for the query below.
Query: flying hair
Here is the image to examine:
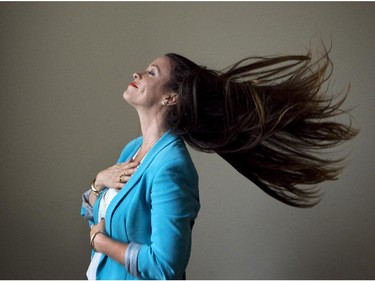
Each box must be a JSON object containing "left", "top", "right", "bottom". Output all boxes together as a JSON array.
[{"left": 165, "top": 45, "right": 358, "bottom": 208}]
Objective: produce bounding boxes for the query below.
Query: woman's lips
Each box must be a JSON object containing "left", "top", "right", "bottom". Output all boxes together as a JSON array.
[{"left": 129, "top": 82, "right": 138, "bottom": 88}]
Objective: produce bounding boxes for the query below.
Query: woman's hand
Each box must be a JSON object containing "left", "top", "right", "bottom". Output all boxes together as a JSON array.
[
  {"left": 90, "top": 218, "right": 107, "bottom": 253},
  {"left": 90, "top": 218, "right": 106, "bottom": 237},
  {"left": 94, "top": 160, "right": 140, "bottom": 191}
]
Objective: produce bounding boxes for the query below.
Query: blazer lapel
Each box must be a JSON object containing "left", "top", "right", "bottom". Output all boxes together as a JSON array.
[{"left": 105, "top": 131, "right": 178, "bottom": 235}]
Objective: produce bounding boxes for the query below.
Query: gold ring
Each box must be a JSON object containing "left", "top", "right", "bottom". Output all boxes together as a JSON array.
[{"left": 119, "top": 175, "right": 126, "bottom": 183}]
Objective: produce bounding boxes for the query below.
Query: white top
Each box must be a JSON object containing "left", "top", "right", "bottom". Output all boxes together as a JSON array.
[{"left": 86, "top": 188, "right": 119, "bottom": 280}]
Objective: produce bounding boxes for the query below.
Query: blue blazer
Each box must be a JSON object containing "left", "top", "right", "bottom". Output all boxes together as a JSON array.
[{"left": 84, "top": 131, "right": 200, "bottom": 280}]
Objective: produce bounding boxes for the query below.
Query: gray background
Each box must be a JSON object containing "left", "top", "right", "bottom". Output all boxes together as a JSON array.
[{"left": 1, "top": 2, "right": 374, "bottom": 279}]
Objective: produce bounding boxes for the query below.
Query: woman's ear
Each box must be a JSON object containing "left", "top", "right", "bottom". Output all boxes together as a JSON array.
[
  {"left": 167, "top": 94, "right": 178, "bottom": 105},
  {"left": 161, "top": 93, "right": 178, "bottom": 106}
]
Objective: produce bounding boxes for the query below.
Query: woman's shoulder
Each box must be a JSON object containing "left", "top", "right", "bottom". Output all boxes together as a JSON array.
[
  {"left": 154, "top": 134, "right": 195, "bottom": 168},
  {"left": 157, "top": 132, "right": 186, "bottom": 155}
]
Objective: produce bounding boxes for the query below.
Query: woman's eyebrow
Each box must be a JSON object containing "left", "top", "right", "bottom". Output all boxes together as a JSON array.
[{"left": 150, "top": 64, "right": 161, "bottom": 73}]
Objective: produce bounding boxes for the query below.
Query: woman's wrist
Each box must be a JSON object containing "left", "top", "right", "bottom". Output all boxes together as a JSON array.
[
  {"left": 91, "top": 179, "right": 104, "bottom": 197},
  {"left": 90, "top": 231, "right": 107, "bottom": 252}
]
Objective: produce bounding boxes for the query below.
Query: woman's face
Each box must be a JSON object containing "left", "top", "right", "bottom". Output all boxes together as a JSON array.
[{"left": 123, "top": 56, "right": 174, "bottom": 111}]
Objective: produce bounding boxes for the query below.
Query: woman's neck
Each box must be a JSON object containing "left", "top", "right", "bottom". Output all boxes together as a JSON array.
[
  {"left": 135, "top": 111, "right": 168, "bottom": 162},
  {"left": 140, "top": 116, "right": 167, "bottom": 142}
]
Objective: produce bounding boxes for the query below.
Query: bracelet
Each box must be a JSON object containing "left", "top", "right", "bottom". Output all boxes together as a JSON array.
[
  {"left": 90, "top": 231, "right": 105, "bottom": 252},
  {"left": 91, "top": 179, "right": 102, "bottom": 197}
]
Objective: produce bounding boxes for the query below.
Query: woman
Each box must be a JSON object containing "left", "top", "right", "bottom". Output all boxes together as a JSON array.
[
  {"left": 81, "top": 47, "right": 358, "bottom": 279},
  {"left": 81, "top": 56, "right": 200, "bottom": 280}
]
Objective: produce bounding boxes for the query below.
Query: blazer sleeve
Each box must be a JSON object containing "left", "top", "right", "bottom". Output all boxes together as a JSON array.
[
  {"left": 81, "top": 189, "right": 94, "bottom": 223},
  {"left": 136, "top": 156, "right": 200, "bottom": 280}
]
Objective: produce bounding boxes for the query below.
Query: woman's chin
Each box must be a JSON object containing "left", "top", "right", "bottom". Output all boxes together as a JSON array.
[
  {"left": 122, "top": 93, "right": 136, "bottom": 109},
  {"left": 123, "top": 90, "right": 130, "bottom": 101}
]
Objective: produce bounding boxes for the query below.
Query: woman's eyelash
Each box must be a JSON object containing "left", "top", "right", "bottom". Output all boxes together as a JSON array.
[{"left": 147, "top": 70, "right": 155, "bottom": 76}]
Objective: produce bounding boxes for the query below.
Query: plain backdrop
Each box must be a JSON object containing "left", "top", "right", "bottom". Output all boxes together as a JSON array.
[{"left": 0, "top": 2, "right": 374, "bottom": 279}]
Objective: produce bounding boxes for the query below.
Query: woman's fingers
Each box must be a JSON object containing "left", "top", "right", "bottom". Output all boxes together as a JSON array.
[
  {"left": 120, "top": 160, "right": 140, "bottom": 170},
  {"left": 119, "top": 161, "right": 139, "bottom": 176},
  {"left": 95, "top": 160, "right": 141, "bottom": 191},
  {"left": 116, "top": 161, "right": 140, "bottom": 188},
  {"left": 90, "top": 218, "right": 106, "bottom": 237}
]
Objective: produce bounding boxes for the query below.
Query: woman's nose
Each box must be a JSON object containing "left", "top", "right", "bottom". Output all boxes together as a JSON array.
[{"left": 133, "top": 72, "right": 141, "bottom": 80}]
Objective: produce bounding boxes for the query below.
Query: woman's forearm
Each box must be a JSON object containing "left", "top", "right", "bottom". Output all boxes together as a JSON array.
[{"left": 93, "top": 233, "right": 129, "bottom": 266}]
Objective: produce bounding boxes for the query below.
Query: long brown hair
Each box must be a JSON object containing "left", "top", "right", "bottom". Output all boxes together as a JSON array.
[{"left": 165, "top": 46, "right": 358, "bottom": 208}]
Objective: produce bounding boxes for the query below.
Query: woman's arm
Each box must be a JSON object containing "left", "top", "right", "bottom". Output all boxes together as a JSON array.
[
  {"left": 90, "top": 219, "right": 129, "bottom": 265},
  {"left": 134, "top": 158, "right": 200, "bottom": 279}
]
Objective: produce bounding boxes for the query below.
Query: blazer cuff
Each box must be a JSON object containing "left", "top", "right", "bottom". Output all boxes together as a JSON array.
[
  {"left": 81, "top": 189, "right": 94, "bottom": 221},
  {"left": 125, "top": 242, "right": 142, "bottom": 278}
]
